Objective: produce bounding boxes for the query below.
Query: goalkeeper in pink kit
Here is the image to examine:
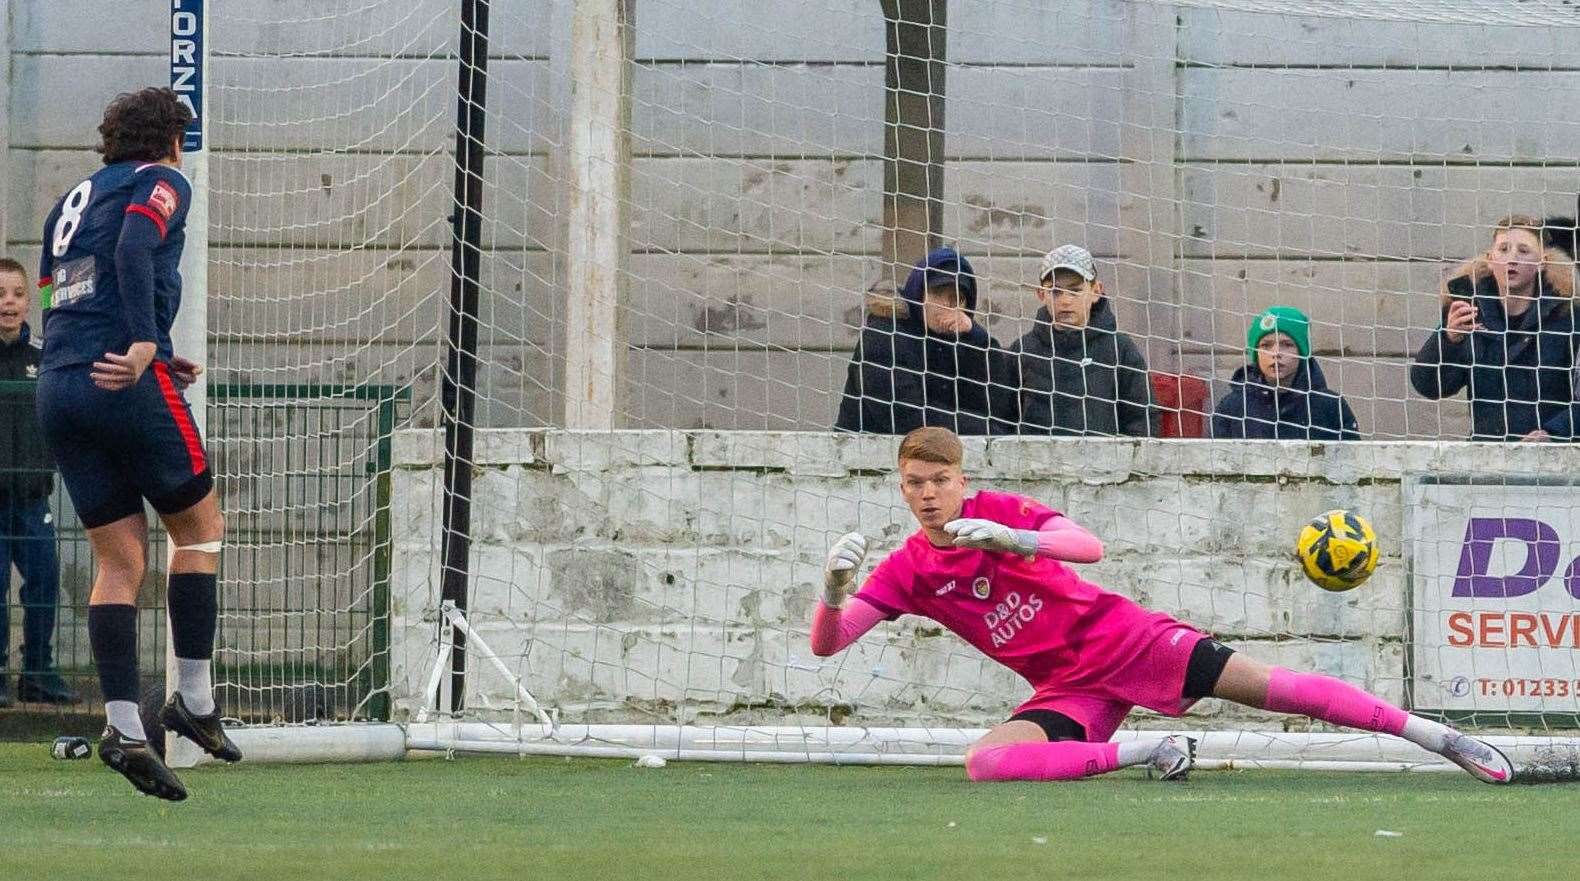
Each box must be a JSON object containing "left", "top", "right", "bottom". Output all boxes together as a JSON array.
[{"left": 811, "top": 427, "right": 1514, "bottom": 783}]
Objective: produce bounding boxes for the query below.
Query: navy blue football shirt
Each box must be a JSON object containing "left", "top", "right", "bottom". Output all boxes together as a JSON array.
[{"left": 38, "top": 161, "right": 192, "bottom": 372}]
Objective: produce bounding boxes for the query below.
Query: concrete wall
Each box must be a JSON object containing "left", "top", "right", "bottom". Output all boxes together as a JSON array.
[
  {"left": 386, "top": 429, "right": 1580, "bottom": 730},
  {"left": 6, "top": 2, "right": 1577, "bottom": 438}
]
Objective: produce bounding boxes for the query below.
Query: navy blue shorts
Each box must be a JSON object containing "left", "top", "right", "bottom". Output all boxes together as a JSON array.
[{"left": 35, "top": 363, "right": 213, "bottom": 529}]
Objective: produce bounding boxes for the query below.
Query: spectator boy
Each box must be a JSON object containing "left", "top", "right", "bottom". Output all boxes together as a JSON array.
[
  {"left": 1212, "top": 305, "right": 1360, "bottom": 440},
  {"left": 1006, "top": 245, "right": 1154, "bottom": 436},
  {"left": 0, "top": 257, "right": 77, "bottom": 705},
  {"left": 1410, "top": 215, "right": 1580, "bottom": 441},
  {"left": 835, "top": 247, "right": 1015, "bottom": 435}
]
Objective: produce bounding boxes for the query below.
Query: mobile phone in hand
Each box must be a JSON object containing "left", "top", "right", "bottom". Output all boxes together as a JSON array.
[{"left": 1446, "top": 274, "right": 1476, "bottom": 304}]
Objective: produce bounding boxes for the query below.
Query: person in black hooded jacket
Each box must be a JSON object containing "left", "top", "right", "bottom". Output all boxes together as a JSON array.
[
  {"left": 1411, "top": 215, "right": 1580, "bottom": 441},
  {"left": 835, "top": 247, "right": 1015, "bottom": 435},
  {"left": 1006, "top": 244, "right": 1155, "bottom": 437},
  {"left": 0, "top": 258, "right": 77, "bottom": 705},
  {"left": 1212, "top": 305, "right": 1360, "bottom": 441}
]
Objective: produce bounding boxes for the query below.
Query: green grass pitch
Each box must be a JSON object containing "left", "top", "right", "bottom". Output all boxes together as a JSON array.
[{"left": 3, "top": 742, "right": 1576, "bottom": 880}]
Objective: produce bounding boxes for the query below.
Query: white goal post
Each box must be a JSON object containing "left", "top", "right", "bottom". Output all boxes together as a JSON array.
[{"left": 164, "top": 0, "right": 210, "bottom": 770}]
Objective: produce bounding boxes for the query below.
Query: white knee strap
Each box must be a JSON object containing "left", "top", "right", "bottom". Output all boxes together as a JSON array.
[{"left": 173, "top": 540, "right": 224, "bottom": 555}]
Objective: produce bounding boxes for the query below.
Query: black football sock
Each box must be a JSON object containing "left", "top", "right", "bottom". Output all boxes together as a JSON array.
[
  {"left": 168, "top": 572, "right": 218, "bottom": 714},
  {"left": 88, "top": 604, "right": 145, "bottom": 740}
]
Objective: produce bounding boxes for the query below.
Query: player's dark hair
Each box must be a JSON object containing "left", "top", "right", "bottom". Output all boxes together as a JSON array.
[
  {"left": 897, "top": 427, "right": 963, "bottom": 467},
  {"left": 96, "top": 87, "right": 193, "bottom": 165},
  {"left": 0, "top": 257, "right": 27, "bottom": 281}
]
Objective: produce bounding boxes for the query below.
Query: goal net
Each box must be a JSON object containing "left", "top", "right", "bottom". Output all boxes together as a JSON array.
[{"left": 192, "top": 0, "right": 1580, "bottom": 770}]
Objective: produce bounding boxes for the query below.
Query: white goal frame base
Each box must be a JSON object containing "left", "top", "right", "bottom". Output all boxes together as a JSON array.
[
  {"left": 213, "top": 721, "right": 1580, "bottom": 775},
  {"left": 207, "top": 606, "right": 1580, "bottom": 773}
]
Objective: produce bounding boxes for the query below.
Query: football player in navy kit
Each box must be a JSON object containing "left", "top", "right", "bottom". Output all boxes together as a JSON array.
[{"left": 35, "top": 87, "right": 238, "bottom": 800}]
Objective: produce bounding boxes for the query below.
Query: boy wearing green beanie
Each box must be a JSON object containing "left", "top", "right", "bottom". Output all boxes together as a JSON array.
[
  {"left": 1211, "top": 305, "right": 1360, "bottom": 440},
  {"left": 1247, "top": 305, "right": 1310, "bottom": 371}
]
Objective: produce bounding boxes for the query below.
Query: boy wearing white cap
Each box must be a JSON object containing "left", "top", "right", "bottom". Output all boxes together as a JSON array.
[{"left": 1006, "top": 245, "right": 1155, "bottom": 437}]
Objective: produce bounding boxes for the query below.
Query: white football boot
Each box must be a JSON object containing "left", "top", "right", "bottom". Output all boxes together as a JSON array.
[
  {"left": 1147, "top": 735, "right": 1197, "bottom": 781},
  {"left": 1441, "top": 733, "right": 1514, "bottom": 784}
]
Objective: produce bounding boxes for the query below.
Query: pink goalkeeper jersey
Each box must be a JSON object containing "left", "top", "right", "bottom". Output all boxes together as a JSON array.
[{"left": 852, "top": 491, "right": 1198, "bottom": 713}]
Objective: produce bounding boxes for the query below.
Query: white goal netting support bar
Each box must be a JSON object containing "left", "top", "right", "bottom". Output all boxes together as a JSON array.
[{"left": 165, "top": 0, "right": 1580, "bottom": 768}]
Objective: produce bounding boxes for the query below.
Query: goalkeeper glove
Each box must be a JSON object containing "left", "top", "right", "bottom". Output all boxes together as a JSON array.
[
  {"left": 944, "top": 518, "right": 1038, "bottom": 556},
  {"left": 822, "top": 532, "right": 868, "bottom": 607}
]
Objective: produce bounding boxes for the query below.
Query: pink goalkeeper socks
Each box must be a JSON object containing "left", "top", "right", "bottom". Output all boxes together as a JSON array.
[
  {"left": 964, "top": 670, "right": 1416, "bottom": 783},
  {"left": 1264, "top": 667, "right": 1408, "bottom": 736},
  {"left": 965, "top": 741, "right": 1121, "bottom": 782}
]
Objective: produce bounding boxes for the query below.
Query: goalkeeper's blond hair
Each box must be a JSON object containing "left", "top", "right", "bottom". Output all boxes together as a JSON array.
[{"left": 897, "top": 427, "right": 963, "bottom": 468}]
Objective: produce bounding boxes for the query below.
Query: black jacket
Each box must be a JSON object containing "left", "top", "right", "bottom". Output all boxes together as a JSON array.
[
  {"left": 1546, "top": 215, "right": 1576, "bottom": 263},
  {"left": 1006, "top": 299, "right": 1155, "bottom": 437},
  {"left": 835, "top": 251, "right": 1015, "bottom": 435},
  {"left": 1212, "top": 357, "right": 1360, "bottom": 441},
  {"left": 1410, "top": 260, "right": 1580, "bottom": 441},
  {"left": 0, "top": 323, "right": 54, "bottom": 501}
]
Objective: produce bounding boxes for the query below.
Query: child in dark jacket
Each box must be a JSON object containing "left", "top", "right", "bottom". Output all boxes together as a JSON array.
[
  {"left": 1006, "top": 244, "right": 1155, "bottom": 437},
  {"left": 1212, "top": 306, "right": 1360, "bottom": 441},
  {"left": 0, "top": 258, "right": 77, "bottom": 706},
  {"left": 835, "top": 247, "right": 1015, "bottom": 435},
  {"left": 1410, "top": 215, "right": 1580, "bottom": 441}
]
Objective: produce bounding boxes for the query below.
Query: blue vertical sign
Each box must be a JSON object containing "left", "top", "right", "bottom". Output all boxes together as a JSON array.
[{"left": 171, "top": 0, "right": 204, "bottom": 152}]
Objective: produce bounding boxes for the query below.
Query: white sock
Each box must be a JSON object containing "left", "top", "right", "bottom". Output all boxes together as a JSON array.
[
  {"left": 1400, "top": 715, "right": 1456, "bottom": 753},
  {"left": 105, "top": 700, "right": 146, "bottom": 741},
  {"left": 176, "top": 658, "right": 215, "bottom": 715},
  {"left": 1116, "top": 739, "right": 1164, "bottom": 767}
]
